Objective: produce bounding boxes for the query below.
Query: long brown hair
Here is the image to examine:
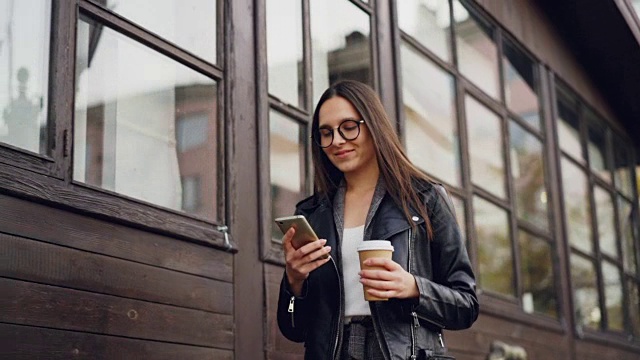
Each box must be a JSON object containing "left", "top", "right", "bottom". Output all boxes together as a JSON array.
[{"left": 311, "top": 80, "right": 433, "bottom": 239}]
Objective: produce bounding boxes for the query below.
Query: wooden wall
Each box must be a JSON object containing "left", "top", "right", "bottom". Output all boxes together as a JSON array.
[{"left": 0, "top": 194, "right": 234, "bottom": 359}]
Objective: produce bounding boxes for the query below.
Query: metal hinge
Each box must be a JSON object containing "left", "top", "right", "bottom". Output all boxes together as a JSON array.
[{"left": 217, "top": 225, "right": 231, "bottom": 250}]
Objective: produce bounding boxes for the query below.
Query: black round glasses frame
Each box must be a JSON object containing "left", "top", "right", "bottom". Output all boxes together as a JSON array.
[{"left": 312, "top": 119, "right": 366, "bottom": 148}]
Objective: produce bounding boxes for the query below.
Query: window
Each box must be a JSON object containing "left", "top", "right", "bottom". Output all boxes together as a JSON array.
[
  {"left": 400, "top": 43, "right": 460, "bottom": 187},
  {"left": 74, "top": 15, "right": 219, "bottom": 221},
  {"left": 261, "top": 0, "right": 375, "bottom": 262},
  {"left": 398, "top": 0, "right": 558, "bottom": 319},
  {"left": 0, "top": 0, "right": 51, "bottom": 154},
  {"left": 557, "top": 85, "right": 640, "bottom": 336}
]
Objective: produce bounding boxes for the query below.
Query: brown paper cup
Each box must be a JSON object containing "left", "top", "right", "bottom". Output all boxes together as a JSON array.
[{"left": 357, "top": 240, "right": 394, "bottom": 301}]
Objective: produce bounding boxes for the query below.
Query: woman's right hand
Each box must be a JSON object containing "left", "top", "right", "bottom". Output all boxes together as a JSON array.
[{"left": 283, "top": 227, "right": 332, "bottom": 296}]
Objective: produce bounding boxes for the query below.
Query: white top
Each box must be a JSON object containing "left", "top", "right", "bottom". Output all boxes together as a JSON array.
[{"left": 341, "top": 225, "right": 371, "bottom": 317}]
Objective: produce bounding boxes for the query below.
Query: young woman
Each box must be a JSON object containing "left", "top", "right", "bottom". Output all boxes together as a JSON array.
[{"left": 277, "top": 80, "right": 478, "bottom": 360}]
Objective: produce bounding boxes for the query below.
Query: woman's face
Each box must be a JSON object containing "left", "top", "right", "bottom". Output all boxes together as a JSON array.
[{"left": 318, "top": 96, "right": 378, "bottom": 177}]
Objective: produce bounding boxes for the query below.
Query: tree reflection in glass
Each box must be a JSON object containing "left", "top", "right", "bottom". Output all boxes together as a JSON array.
[
  {"left": 474, "top": 196, "right": 513, "bottom": 297},
  {"left": 561, "top": 158, "right": 593, "bottom": 254},
  {"left": 466, "top": 96, "right": 505, "bottom": 198},
  {"left": 519, "top": 231, "right": 557, "bottom": 317},
  {"left": 571, "top": 254, "right": 601, "bottom": 330},
  {"left": 510, "top": 120, "right": 548, "bottom": 229},
  {"left": 602, "top": 261, "right": 623, "bottom": 331},
  {"left": 594, "top": 186, "right": 617, "bottom": 259}
]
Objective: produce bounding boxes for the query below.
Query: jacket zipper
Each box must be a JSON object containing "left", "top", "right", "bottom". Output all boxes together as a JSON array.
[
  {"left": 288, "top": 296, "right": 295, "bottom": 328},
  {"left": 407, "top": 225, "right": 447, "bottom": 357}
]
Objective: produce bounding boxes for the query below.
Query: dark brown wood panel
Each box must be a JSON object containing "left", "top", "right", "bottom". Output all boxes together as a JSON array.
[
  {"left": 0, "top": 323, "right": 232, "bottom": 360},
  {"left": 0, "top": 278, "right": 233, "bottom": 348},
  {"left": 264, "top": 264, "right": 305, "bottom": 357},
  {"left": 445, "top": 314, "right": 571, "bottom": 359},
  {"left": 1, "top": 233, "right": 232, "bottom": 314},
  {"left": 575, "top": 339, "right": 640, "bottom": 360},
  {"left": 0, "top": 194, "right": 232, "bottom": 282}
]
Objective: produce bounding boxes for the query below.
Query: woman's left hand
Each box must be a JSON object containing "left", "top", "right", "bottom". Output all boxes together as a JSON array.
[{"left": 359, "top": 258, "right": 419, "bottom": 299}]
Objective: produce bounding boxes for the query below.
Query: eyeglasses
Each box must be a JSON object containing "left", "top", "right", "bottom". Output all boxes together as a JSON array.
[{"left": 312, "top": 119, "right": 365, "bottom": 148}]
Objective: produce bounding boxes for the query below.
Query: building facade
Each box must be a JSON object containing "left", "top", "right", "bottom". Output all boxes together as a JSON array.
[{"left": 1, "top": 0, "right": 639, "bottom": 359}]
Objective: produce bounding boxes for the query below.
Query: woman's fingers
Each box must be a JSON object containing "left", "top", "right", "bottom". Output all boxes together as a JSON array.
[{"left": 359, "top": 258, "right": 418, "bottom": 299}]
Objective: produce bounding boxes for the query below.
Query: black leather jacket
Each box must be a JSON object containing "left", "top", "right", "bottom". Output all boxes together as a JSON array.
[{"left": 277, "top": 181, "right": 479, "bottom": 360}]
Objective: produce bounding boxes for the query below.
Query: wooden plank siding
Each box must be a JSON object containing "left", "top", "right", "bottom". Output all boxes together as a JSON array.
[{"left": 0, "top": 194, "right": 234, "bottom": 357}]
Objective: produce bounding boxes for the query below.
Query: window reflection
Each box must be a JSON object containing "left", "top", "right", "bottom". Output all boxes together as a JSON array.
[
  {"left": 105, "top": 0, "right": 217, "bottom": 63},
  {"left": 270, "top": 110, "right": 305, "bottom": 241},
  {"left": 561, "top": 158, "right": 592, "bottom": 254},
  {"left": 613, "top": 137, "right": 634, "bottom": 199},
  {"left": 602, "top": 261, "right": 623, "bottom": 331},
  {"left": 310, "top": 0, "right": 372, "bottom": 104},
  {"left": 474, "top": 196, "right": 513, "bottom": 297},
  {"left": 451, "top": 196, "right": 466, "bottom": 246},
  {"left": 519, "top": 231, "right": 558, "bottom": 317},
  {"left": 453, "top": 0, "right": 499, "bottom": 98},
  {"left": 587, "top": 118, "right": 611, "bottom": 182},
  {"left": 556, "top": 94, "right": 583, "bottom": 162},
  {"left": 510, "top": 121, "right": 548, "bottom": 229},
  {"left": 465, "top": 96, "right": 506, "bottom": 198},
  {"left": 571, "top": 254, "right": 601, "bottom": 330},
  {"left": 619, "top": 198, "right": 638, "bottom": 274},
  {"left": 267, "top": 0, "right": 304, "bottom": 107},
  {"left": 594, "top": 186, "right": 617, "bottom": 259},
  {"left": 401, "top": 43, "right": 460, "bottom": 187},
  {"left": 74, "top": 17, "right": 218, "bottom": 220},
  {"left": 628, "top": 280, "right": 640, "bottom": 337},
  {"left": 397, "top": 0, "right": 451, "bottom": 61},
  {"left": 0, "top": 0, "right": 50, "bottom": 154},
  {"left": 503, "top": 40, "right": 540, "bottom": 130}
]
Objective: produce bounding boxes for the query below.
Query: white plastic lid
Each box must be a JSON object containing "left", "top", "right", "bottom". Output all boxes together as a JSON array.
[{"left": 357, "top": 240, "right": 394, "bottom": 252}]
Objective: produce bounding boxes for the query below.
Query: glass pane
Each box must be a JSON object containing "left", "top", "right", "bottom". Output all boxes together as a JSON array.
[
  {"left": 105, "top": 0, "right": 217, "bottom": 64},
  {"left": 519, "top": 231, "right": 558, "bottom": 317},
  {"left": 466, "top": 96, "right": 505, "bottom": 198},
  {"left": 453, "top": 0, "right": 499, "bottom": 98},
  {"left": 401, "top": 44, "right": 460, "bottom": 187},
  {"left": 267, "top": 0, "right": 304, "bottom": 107},
  {"left": 503, "top": 41, "right": 540, "bottom": 130},
  {"left": 270, "top": 110, "right": 306, "bottom": 240},
  {"left": 0, "top": 0, "right": 51, "bottom": 154},
  {"left": 556, "top": 94, "right": 583, "bottom": 162},
  {"left": 628, "top": 279, "right": 640, "bottom": 337},
  {"left": 74, "top": 17, "right": 218, "bottom": 220},
  {"left": 561, "top": 157, "right": 593, "bottom": 254},
  {"left": 586, "top": 118, "right": 611, "bottom": 183},
  {"left": 571, "top": 254, "right": 601, "bottom": 330},
  {"left": 311, "top": 0, "right": 372, "bottom": 104},
  {"left": 474, "top": 196, "right": 513, "bottom": 296},
  {"left": 510, "top": 121, "right": 548, "bottom": 229},
  {"left": 397, "top": 0, "right": 451, "bottom": 61},
  {"left": 619, "top": 198, "right": 638, "bottom": 274},
  {"left": 602, "top": 261, "right": 624, "bottom": 331},
  {"left": 451, "top": 195, "right": 466, "bottom": 245},
  {"left": 594, "top": 186, "right": 617, "bottom": 259},
  {"left": 613, "top": 137, "right": 634, "bottom": 199}
]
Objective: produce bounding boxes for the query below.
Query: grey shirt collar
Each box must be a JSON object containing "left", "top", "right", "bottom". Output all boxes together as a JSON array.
[{"left": 332, "top": 176, "right": 387, "bottom": 244}]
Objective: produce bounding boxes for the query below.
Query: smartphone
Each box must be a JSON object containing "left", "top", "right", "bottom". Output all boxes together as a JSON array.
[{"left": 274, "top": 215, "right": 328, "bottom": 259}]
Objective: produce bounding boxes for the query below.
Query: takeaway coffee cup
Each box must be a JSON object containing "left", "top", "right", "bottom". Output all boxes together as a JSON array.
[{"left": 357, "top": 240, "right": 395, "bottom": 301}]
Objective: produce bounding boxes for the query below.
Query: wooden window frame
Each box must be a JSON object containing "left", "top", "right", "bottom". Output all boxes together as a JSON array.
[{"left": 0, "top": 0, "right": 231, "bottom": 251}]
